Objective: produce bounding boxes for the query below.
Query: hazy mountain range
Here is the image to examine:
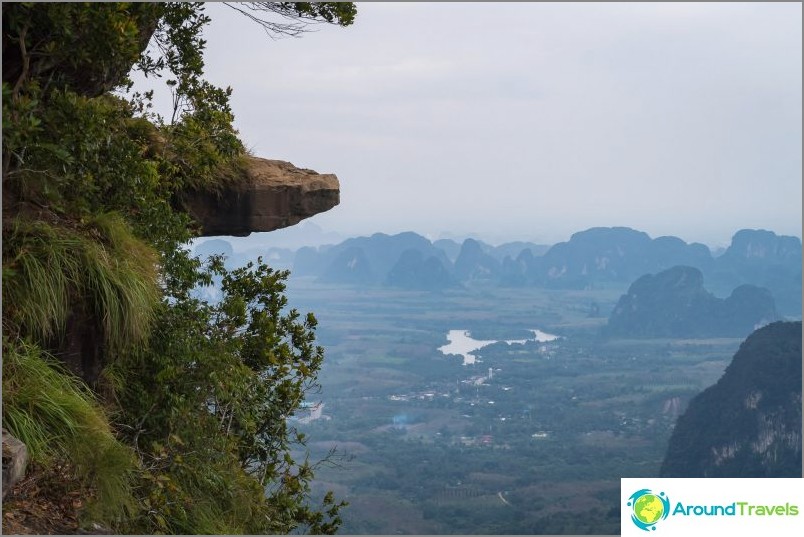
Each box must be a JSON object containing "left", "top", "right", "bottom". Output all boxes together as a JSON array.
[{"left": 193, "top": 226, "right": 802, "bottom": 322}]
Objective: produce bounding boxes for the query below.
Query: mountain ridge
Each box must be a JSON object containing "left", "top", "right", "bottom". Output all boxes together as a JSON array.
[{"left": 194, "top": 226, "right": 801, "bottom": 317}]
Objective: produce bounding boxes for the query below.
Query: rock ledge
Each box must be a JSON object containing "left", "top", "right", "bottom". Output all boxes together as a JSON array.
[{"left": 182, "top": 157, "right": 340, "bottom": 237}]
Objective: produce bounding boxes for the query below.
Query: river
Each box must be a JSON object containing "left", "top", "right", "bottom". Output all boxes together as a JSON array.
[{"left": 438, "top": 329, "right": 560, "bottom": 365}]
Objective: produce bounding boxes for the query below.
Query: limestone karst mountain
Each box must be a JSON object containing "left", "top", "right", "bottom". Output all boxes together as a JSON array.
[
  {"left": 660, "top": 321, "right": 802, "bottom": 477},
  {"left": 605, "top": 265, "right": 778, "bottom": 338}
]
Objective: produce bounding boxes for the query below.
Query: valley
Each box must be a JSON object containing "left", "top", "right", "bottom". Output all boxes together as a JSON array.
[
  {"left": 283, "top": 278, "right": 743, "bottom": 534},
  {"left": 195, "top": 224, "right": 801, "bottom": 534}
]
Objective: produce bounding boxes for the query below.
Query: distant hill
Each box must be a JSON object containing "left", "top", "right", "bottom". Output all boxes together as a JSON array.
[
  {"left": 660, "top": 321, "right": 802, "bottom": 477},
  {"left": 432, "top": 238, "right": 550, "bottom": 263},
  {"left": 193, "top": 238, "right": 234, "bottom": 261},
  {"left": 287, "top": 227, "right": 800, "bottom": 312},
  {"left": 319, "top": 246, "right": 374, "bottom": 284},
  {"left": 192, "top": 238, "right": 294, "bottom": 270},
  {"left": 293, "top": 232, "right": 452, "bottom": 285},
  {"left": 605, "top": 266, "right": 778, "bottom": 338},
  {"left": 490, "top": 241, "right": 551, "bottom": 261},
  {"left": 385, "top": 249, "right": 459, "bottom": 290},
  {"left": 432, "top": 239, "right": 462, "bottom": 263},
  {"left": 529, "top": 227, "right": 713, "bottom": 289},
  {"left": 706, "top": 229, "right": 802, "bottom": 317},
  {"left": 500, "top": 249, "right": 534, "bottom": 287},
  {"left": 453, "top": 238, "right": 500, "bottom": 282}
]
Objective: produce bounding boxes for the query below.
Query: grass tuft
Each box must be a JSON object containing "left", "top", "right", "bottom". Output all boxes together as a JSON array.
[
  {"left": 2, "top": 339, "right": 138, "bottom": 525},
  {"left": 2, "top": 213, "right": 160, "bottom": 351}
]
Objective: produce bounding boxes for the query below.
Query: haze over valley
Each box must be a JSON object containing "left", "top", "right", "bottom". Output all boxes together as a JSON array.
[{"left": 192, "top": 224, "right": 802, "bottom": 533}]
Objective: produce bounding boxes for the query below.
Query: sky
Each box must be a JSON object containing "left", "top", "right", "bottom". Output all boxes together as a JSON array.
[{"left": 141, "top": 2, "right": 802, "bottom": 248}]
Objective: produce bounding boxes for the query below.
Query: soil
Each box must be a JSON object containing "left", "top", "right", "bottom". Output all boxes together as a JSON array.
[{"left": 1, "top": 462, "right": 109, "bottom": 535}]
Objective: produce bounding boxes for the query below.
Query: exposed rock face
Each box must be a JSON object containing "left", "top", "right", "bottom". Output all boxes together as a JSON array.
[
  {"left": 2, "top": 429, "right": 28, "bottom": 499},
  {"left": 660, "top": 321, "right": 802, "bottom": 477},
  {"left": 182, "top": 157, "right": 340, "bottom": 237}
]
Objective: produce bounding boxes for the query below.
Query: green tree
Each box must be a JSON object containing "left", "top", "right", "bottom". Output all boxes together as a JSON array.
[{"left": 2, "top": 2, "right": 354, "bottom": 533}]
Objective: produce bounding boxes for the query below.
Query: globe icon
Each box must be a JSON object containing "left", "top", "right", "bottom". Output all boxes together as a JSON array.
[{"left": 633, "top": 493, "right": 664, "bottom": 525}]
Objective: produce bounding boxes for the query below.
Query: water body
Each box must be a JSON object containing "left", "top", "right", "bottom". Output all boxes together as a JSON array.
[{"left": 438, "top": 329, "right": 560, "bottom": 365}]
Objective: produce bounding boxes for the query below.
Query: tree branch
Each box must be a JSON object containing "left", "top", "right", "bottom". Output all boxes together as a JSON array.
[{"left": 222, "top": 2, "right": 335, "bottom": 39}]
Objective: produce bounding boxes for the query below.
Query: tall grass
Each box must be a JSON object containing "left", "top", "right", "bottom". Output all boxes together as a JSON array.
[
  {"left": 1, "top": 339, "right": 138, "bottom": 525},
  {"left": 2, "top": 213, "right": 160, "bottom": 350}
]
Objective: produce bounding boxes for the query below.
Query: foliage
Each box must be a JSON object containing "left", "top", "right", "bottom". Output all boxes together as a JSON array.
[
  {"left": 2, "top": 1, "right": 355, "bottom": 533},
  {"left": 3, "top": 5, "right": 242, "bottom": 246},
  {"left": 2, "top": 214, "right": 160, "bottom": 350},
  {"left": 1, "top": 339, "right": 138, "bottom": 526},
  {"left": 111, "top": 257, "right": 346, "bottom": 533},
  {"left": 1, "top": 2, "right": 163, "bottom": 99},
  {"left": 222, "top": 2, "right": 356, "bottom": 37},
  {"left": 242, "top": 281, "right": 745, "bottom": 534}
]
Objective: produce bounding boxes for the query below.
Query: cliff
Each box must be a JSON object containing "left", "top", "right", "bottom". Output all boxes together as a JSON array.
[
  {"left": 660, "top": 321, "right": 802, "bottom": 477},
  {"left": 181, "top": 157, "right": 340, "bottom": 237}
]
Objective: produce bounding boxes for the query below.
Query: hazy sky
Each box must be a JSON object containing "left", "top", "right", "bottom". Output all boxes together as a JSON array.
[{"left": 154, "top": 2, "right": 802, "bottom": 247}]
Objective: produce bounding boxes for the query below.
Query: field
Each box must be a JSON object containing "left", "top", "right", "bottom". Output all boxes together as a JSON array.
[{"left": 283, "top": 277, "right": 742, "bottom": 534}]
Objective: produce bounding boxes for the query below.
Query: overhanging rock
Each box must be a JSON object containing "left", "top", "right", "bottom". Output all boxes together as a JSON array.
[{"left": 182, "top": 157, "right": 340, "bottom": 237}]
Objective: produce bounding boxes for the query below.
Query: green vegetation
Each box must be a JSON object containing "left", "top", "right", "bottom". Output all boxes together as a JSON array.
[
  {"left": 2, "top": 2, "right": 355, "bottom": 533},
  {"left": 3, "top": 215, "right": 159, "bottom": 349},
  {"left": 275, "top": 280, "right": 743, "bottom": 534},
  {"left": 2, "top": 339, "right": 138, "bottom": 526}
]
